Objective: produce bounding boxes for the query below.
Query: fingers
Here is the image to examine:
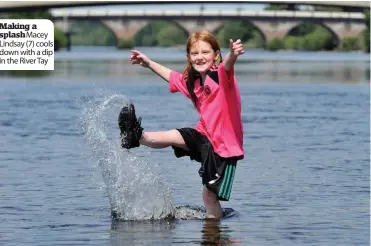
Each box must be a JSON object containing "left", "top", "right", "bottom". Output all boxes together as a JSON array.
[
  {"left": 129, "top": 50, "right": 140, "bottom": 60},
  {"left": 234, "top": 39, "right": 241, "bottom": 44},
  {"left": 230, "top": 39, "right": 244, "bottom": 55},
  {"left": 130, "top": 49, "right": 140, "bottom": 54}
]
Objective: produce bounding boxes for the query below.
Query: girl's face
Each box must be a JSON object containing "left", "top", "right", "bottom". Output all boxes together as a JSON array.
[{"left": 188, "top": 40, "right": 219, "bottom": 74}]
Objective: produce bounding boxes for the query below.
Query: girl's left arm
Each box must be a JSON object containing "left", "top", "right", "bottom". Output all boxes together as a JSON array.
[{"left": 223, "top": 39, "right": 244, "bottom": 72}]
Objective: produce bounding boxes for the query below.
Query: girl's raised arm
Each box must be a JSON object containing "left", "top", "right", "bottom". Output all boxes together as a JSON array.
[
  {"left": 223, "top": 39, "right": 244, "bottom": 72},
  {"left": 130, "top": 50, "right": 172, "bottom": 83}
]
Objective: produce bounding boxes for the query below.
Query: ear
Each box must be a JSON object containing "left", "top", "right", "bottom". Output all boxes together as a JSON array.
[{"left": 214, "top": 50, "right": 221, "bottom": 63}]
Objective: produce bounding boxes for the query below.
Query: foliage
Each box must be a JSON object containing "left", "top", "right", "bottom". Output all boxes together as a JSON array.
[
  {"left": 288, "top": 22, "right": 317, "bottom": 36},
  {"left": 284, "top": 36, "right": 301, "bottom": 50},
  {"left": 69, "top": 20, "right": 116, "bottom": 46},
  {"left": 266, "top": 38, "right": 285, "bottom": 51},
  {"left": 117, "top": 38, "right": 134, "bottom": 49},
  {"left": 285, "top": 24, "right": 336, "bottom": 51},
  {"left": 134, "top": 21, "right": 169, "bottom": 46},
  {"left": 244, "top": 31, "right": 265, "bottom": 48},
  {"left": 340, "top": 37, "right": 361, "bottom": 51},
  {"left": 364, "top": 10, "right": 370, "bottom": 53},
  {"left": 216, "top": 21, "right": 264, "bottom": 48},
  {"left": 156, "top": 25, "right": 187, "bottom": 47},
  {"left": 5, "top": 10, "right": 52, "bottom": 19},
  {"left": 54, "top": 27, "right": 67, "bottom": 50}
]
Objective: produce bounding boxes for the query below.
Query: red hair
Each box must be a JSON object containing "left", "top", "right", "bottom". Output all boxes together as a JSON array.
[{"left": 183, "top": 31, "right": 222, "bottom": 107}]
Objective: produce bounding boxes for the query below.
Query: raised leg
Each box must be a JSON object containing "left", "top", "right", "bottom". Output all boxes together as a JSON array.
[{"left": 140, "top": 130, "right": 188, "bottom": 150}]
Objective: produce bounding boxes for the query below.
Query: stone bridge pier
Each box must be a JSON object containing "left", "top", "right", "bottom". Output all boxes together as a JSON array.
[
  {"left": 323, "top": 21, "right": 366, "bottom": 41},
  {"left": 250, "top": 20, "right": 300, "bottom": 42},
  {"left": 174, "top": 20, "right": 223, "bottom": 35},
  {"left": 101, "top": 20, "right": 149, "bottom": 40}
]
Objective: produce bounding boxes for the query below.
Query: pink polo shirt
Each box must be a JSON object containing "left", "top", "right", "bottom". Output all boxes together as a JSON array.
[{"left": 169, "top": 63, "right": 244, "bottom": 159}]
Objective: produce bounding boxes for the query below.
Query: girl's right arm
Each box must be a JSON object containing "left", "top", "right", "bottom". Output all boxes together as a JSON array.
[
  {"left": 130, "top": 49, "right": 171, "bottom": 83},
  {"left": 147, "top": 60, "right": 171, "bottom": 83}
]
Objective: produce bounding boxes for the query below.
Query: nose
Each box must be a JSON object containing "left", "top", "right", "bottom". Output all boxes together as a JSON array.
[{"left": 196, "top": 53, "right": 204, "bottom": 61}]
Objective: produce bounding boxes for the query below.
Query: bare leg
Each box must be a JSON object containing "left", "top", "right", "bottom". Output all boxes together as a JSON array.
[
  {"left": 139, "top": 129, "right": 188, "bottom": 150},
  {"left": 203, "top": 185, "right": 223, "bottom": 219}
]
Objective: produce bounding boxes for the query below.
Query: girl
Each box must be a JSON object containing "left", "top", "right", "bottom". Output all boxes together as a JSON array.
[{"left": 118, "top": 30, "right": 244, "bottom": 219}]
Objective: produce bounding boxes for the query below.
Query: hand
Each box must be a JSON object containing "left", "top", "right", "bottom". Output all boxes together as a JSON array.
[
  {"left": 129, "top": 50, "right": 151, "bottom": 68},
  {"left": 229, "top": 39, "right": 244, "bottom": 57}
]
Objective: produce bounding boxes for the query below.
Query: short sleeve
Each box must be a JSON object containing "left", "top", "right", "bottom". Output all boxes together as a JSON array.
[
  {"left": 169, "top": 70, "right": 191, "bottom": 98},
  {"left": 218, "top": 62, "right": 235, "bottom": 87}
]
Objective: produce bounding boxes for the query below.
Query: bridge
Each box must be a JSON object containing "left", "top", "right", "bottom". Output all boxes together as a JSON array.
[
  {"left": 0, "top": 1, "right": 369, "bottom": 12},
  {"left": 50, "top": 8, "right": 367, "bottom": 46}
]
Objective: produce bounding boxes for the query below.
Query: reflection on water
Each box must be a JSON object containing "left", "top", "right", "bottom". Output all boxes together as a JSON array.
[
  {"left": 0, "top": 69, "right": 51, "bottom": 77},
  {"left": 109, "top": 218, "right": 243, "bottom": 246},
  {"left": 110, "top": 219, "right": 175, "bottom": 246},
  {"left": 200, "top": 219, "right": 242, "bottom": 246}
]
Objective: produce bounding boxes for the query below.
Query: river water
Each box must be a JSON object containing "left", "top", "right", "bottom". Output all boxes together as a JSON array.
[{"left": 1, "top": 47, "right": 369, "bottom": 246}]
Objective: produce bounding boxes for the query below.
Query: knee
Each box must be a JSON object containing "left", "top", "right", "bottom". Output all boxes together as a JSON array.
[{"left": 165, "top": 129, "right": 187, "bottom": 149}]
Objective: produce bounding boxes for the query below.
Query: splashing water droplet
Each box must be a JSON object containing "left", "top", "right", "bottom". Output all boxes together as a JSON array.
[{"left": 77, "top": 90, "right": 175, "bottom": 220}]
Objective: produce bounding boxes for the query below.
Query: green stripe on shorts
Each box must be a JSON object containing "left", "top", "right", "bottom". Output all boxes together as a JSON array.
[{"left": 218, "top": 161, "right": 236, "bottom": 200}]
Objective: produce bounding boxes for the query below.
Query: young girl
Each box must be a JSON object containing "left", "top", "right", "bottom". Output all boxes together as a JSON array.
[{"left": 118, "top": 30, "right": 244, "bottom": 219}]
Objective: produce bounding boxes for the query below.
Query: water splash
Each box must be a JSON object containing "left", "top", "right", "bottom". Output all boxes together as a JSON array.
[{"left": 78, "top": 90, "right": 175, "bottom": 220}]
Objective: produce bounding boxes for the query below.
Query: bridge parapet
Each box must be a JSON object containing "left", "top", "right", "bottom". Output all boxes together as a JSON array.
[{"left": 51, "top": 9, "right": 365, "bottom": 21}]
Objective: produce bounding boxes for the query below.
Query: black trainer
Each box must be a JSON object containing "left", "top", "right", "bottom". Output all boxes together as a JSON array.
[{"left": 118, "top": 103, "right": 143, "bottom": 149}]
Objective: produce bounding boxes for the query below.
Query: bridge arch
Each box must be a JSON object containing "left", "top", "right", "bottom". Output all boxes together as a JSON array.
[
  {"left": 214, "top": 20, "right": 267, "bottom": 49},
  {"left": 134, "top": 20, "right": 189, "bottom": 47},
  {"left": 284, "top": 22, "right": 340, "bottom": 50},
  {"left": 67, "top": 20, "right": 117, "bottom": 46}
]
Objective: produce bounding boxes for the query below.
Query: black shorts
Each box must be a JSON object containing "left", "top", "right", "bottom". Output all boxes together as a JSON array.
[{"left": 172, "top": 128, "right": 238, "bottom": 201}]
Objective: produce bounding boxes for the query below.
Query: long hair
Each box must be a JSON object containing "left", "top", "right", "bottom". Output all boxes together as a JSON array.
[{"left": 183, "top": 31, "right": 222, "bottom": 108}]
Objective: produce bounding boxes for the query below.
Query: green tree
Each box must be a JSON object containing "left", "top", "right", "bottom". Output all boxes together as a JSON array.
[
  {"left": 266, "top": 38, "right": 285, "bottom": 51},
  {"left": 216, "top": 21, "right": 260, "bottom": 48},
  {"left": 341, "top": 37, "right": 361, "bottom": 51},
  {"left": 135, "top": 21, "right": 169, "bottom": 46},
  {"left": 54, "top": 27, "right": 67, "bottom": 50},
  {"left": 157, "top": 25, "right": 187, "bottom": 47},
  {"left": 286, "top": 23, "right": 337, "bottom": 51},
  {"left": 69, "top": 20, "right": 116, "bottom": 46},
  {"left": 364, "top": 10, "right": 370, "bottom": 53},
  {"left": 289, "top": 22, "right": 317, "bottom": 36},
  {"left": 5, "top": 10, "right": 52, "bottom": 19},
  {"left": 284, "top": 36, "right": 301, "bottom": 50}
]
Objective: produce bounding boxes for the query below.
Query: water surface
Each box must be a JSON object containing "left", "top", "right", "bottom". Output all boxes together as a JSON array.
[{"left": 1, "top": 47, "right": 369, "bottom": 246}]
